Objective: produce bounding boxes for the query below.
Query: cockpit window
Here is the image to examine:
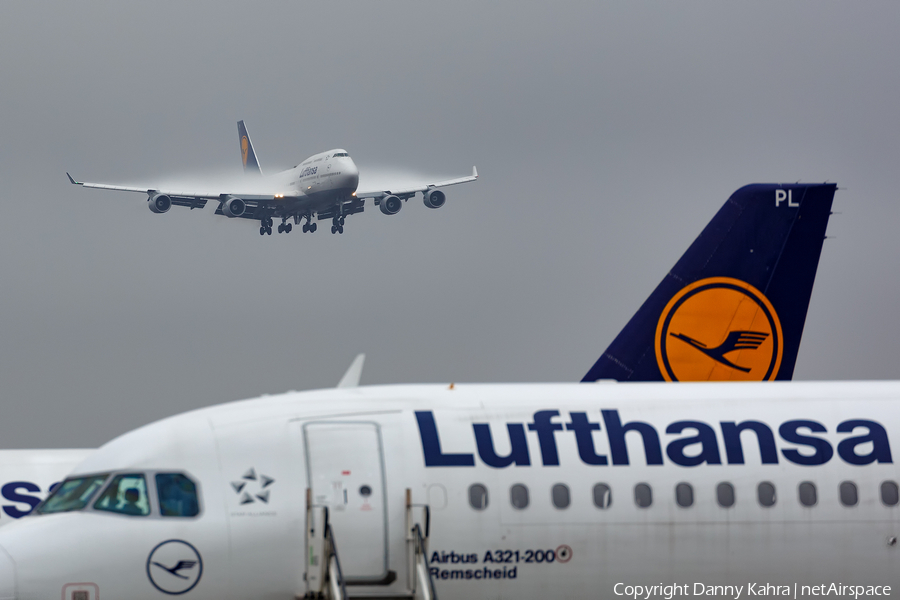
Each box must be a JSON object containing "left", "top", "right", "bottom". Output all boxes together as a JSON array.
[
  {"left": 332, "top": 152, "right": 349, "bottom": 158},
  {"left": 93, "top": 473, "right": 151, "bottom": 516},
  {"left": 157, "top": 473, "right": 200, "bottom": 517},
  {"left": 37, "top": 474, "right": 110, "bottom": 514}
]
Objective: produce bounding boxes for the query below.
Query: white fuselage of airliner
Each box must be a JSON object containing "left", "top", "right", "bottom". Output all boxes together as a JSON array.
[
  {"left": 0, "top": 381, "right": 897, "bottom": 599},
  {"left": 269, "top": 149, "right": 360, "bottom": 204}
]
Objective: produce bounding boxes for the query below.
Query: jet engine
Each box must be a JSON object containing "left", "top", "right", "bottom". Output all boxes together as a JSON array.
[
  {"left": 148, "top": 193, "right": 172, "bottom": 214},
  {"left": 379, "top": 195, "right": 402, "bottom": 215},
  {"left": 222, "top": 196, "right": 246, "bottom": 218},
  {"left": 423, "top": 189, "right": 446, "bottom": 209}
]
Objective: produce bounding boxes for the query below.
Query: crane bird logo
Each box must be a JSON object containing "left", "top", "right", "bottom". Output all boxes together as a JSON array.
[
  {"left": 147, "top": 539, "right": 203, "bottom": 595},
  {"left": 152, "top": 559, "right": 197, "bottom": 580},
  {"left": 241, "top": 136, "right": 249, "bottom": 167},
  {"left": 655, "top": 277, "right": 783, "bottom": 381}
]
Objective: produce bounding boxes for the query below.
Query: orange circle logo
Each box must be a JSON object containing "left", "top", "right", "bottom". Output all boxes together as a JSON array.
[
  {"left": 655, "top": 277, "right": 783, "bottom": 382},
  {"left": 241, "top": 136, "right": 249, "bottom": 165}
]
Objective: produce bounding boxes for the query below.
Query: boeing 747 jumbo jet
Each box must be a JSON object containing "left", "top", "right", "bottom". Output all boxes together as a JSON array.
[
  {"left": 66, "top": 121, "right": 478, "bottom": 236},
  {"left": 9, "top": 183, "right": 899, "bottom": 600}
]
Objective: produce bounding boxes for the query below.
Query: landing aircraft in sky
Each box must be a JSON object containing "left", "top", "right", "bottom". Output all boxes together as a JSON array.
[
  {"left": 67, "top": 121, "right": 478, "bottom": 236},
  {"left": 7, "top": 183, "right": 889, "bottom": 600}
]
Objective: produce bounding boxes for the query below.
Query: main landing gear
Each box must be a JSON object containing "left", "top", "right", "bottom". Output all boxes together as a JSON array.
[
  {"left": 331, "top": 215, "right": 345, "bottom": 235},
  {"left": 301, "top": 213, "right": 317, "bottom": 233},
  {"left": 258, "top": 214, "right": 321, "bottom": 236},
  {"left": 277, "top": 217, "right": 293, "bottom": 234}
]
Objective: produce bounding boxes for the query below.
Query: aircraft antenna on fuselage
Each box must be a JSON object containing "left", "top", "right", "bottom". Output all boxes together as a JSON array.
[{"left": 237, "top": 120, "right": 263, "bottom": 176}]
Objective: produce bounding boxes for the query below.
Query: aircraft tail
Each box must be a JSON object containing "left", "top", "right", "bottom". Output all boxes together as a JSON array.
[
  {"left": 582, "top": 183, "right": 837, "bottom": 382},
  {"left": 237, "top": 120, "right": 262, "bottom": 175}
]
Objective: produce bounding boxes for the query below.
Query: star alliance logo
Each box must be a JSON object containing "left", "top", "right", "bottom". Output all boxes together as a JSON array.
[{"left": 231, "top": 468, "right": 275, "bottom": 505}]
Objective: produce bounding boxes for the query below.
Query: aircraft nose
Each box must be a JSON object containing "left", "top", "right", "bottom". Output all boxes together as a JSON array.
[
  {"left": 346, "top": 160, "right": 360, "bottom": 187},
  {"left": 0, "top": 544, "right": 16, "bottom": 600}
]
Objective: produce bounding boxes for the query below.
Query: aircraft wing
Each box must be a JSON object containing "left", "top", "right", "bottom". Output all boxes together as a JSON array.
[
  {"left": 355, "top": 166, "right": 478, "bottom": 199},
  {"left": 66, "top": 173, "right": 282, "bottom": 217},
  {"left": 67, "top": 173, "right": 279, "bottom": 202}
]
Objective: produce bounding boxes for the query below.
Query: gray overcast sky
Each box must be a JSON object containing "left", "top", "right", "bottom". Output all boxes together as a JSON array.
[{"left": 0, "top": 2, "right": 898, "bottom": 448}]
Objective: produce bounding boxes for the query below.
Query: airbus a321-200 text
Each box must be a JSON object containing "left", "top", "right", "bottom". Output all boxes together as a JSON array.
[
  {"left": 67, "top": 121, "right": 477, "bottom": 236},
  {"left": 5, "top": 182, "right": 900, "bottom": 600}
]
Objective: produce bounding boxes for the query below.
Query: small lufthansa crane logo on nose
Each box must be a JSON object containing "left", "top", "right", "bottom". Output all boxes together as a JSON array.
[
  {"left": 147, "top": 539, "right": 203, "bottom": 595},
  {"left": 655, "top": 277, "right": 783, "bottom": 381}
]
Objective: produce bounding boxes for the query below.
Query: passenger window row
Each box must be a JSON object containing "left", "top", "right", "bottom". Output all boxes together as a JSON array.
[
  {"left": 467, "top": 480, "right": 900, "bottom": 511},
  {"left": 470, "top": 483, "right": 576, "bottom": 511}
]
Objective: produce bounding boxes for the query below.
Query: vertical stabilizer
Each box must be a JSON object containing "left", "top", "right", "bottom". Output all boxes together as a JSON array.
[
  {"left": 583, "top": 183, "right": 836, "bottom": 382},
  {"left": 337, "top": 354, "right": 366, "bottom": 388},
  {"left": 237, "top": 120, "right": 262, "bottom": 175}
]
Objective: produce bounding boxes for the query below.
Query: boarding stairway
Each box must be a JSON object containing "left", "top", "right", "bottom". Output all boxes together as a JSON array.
[{"left": 302, "top": 489, "right": 437, "bottom": 600}]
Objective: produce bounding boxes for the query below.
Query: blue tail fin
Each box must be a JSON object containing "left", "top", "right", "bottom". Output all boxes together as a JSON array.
[
  {"left": 237, "top": 120, "right": 262, "bottom": 175},
  {"left": 583, "top": 183, "right": 836, "bottom": 382}
]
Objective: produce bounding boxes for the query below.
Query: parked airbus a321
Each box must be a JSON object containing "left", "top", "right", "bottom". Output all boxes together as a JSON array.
[
  {"left": 8, "top": 183, "right": 896, "bottom": 600},
  {"left": 67, "top": 121, "right": 478, "bottom": 236}
]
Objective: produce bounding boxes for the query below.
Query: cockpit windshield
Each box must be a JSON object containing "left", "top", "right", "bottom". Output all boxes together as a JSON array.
[
  {"left": 332, "top": 152, "right": 349, "bottom": 158},
  {"left": 37, "top": 474, "right": 110, "bottom": 514},
  {"left": 33, "top": 470, "right": 201, "bottom": 518},
  {"left": 93, "top": 473, "right": 151, "bottom": 516},
  {"left": 157, "top": 473, "right": 200, "bottom": 517}
]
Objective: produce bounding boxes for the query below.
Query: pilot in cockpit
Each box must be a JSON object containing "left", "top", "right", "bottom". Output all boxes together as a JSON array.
[{"left": 120, "top": 488, "right": 144, "bottom": 516}]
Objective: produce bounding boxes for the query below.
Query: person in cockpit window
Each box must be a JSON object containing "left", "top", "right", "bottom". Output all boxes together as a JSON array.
[{"left": 120, "top": 489, "right": 144, "bottom": 516}]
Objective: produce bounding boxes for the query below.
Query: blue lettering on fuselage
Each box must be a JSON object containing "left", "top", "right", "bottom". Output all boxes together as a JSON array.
[
  {"left": 299, "top": 166, "right": 318, "bottom": 178},
  {"left": 414, "top": 410, "right": 893, "bottom": 468},
  {"left": 1, "top": 481, "right": 43, "bottom": 518}
]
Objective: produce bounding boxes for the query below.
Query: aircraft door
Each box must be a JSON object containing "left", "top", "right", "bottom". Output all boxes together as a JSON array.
[{"left": 304, "top": 421, "right": 388, "bottom": 583}]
